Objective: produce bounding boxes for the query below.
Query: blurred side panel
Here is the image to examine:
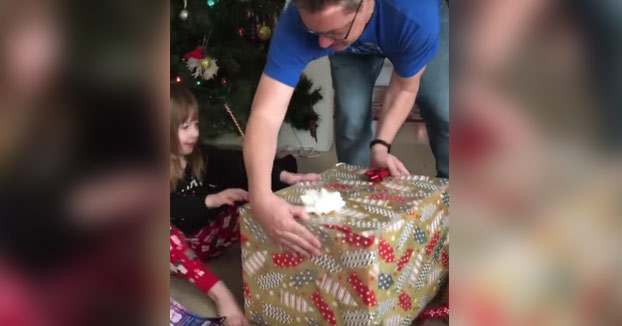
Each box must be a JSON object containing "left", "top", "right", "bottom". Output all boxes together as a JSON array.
[
  {"left": 451, "top": 0, "right": 621, "bottom": 325},
  {"left": 1, "top": 0, "right": 170, "bottom": 325}
]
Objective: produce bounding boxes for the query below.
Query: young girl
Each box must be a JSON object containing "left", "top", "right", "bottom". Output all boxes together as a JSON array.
[{"left": 169, "top": 85, "right": 320, "bottom": 326}]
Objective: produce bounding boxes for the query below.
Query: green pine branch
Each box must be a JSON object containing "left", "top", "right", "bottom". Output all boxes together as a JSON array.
[{"left": 171, "top": 0, "right": 322, "bottom": 139}]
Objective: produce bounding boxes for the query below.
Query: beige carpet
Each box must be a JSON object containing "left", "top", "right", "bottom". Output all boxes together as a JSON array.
[{"left": 171, "top": 123, "right": 448, "bottom": 325}]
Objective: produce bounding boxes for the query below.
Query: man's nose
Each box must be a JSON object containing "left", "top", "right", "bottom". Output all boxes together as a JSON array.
[{"left": 318, "top": 35, "right": 335, "bottom": 49}]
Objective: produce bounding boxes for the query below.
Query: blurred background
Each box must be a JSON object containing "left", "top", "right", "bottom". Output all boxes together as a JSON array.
[
  {"left": 451, "top": 0, "right": 620, "bottom": 325},
  {"left": 1, "top": 0, "right": 168, "bottom": 325}
]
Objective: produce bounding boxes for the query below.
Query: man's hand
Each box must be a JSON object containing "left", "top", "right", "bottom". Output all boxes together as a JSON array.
[
  {"left": 370, "top": 145, "right": 410, "bottom": 177},
  {"left": 250, "top": 192, "right": 321, "bottom": 258},
  {"left": 243, "top": 74, "right": 320, "bottom": 257},
  {"left": 205, "top": 188, "right": 248, "bottom": 208}
]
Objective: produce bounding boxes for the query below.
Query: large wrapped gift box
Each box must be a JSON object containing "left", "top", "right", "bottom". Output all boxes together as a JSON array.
[{"left": 240, "top": 164, "right": 449, "bottom": 326}]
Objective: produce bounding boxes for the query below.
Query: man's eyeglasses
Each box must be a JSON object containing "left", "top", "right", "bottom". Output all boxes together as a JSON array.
[{"left": 307, "top": 0, "right": 364, "bottom": 40}]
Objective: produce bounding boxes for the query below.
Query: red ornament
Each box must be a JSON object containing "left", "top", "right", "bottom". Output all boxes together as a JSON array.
[
  {"left": 238, "top": 27, "right": 246, "bottom": 37},
  {"left": 183, "top": 46, "right": 204, "bottom": 60},
  {"left": 221, "top": 78, "right": 227, "bottom": 85},
  {"left": 175, "top": 76, "right": 181, "bottom": 83}
]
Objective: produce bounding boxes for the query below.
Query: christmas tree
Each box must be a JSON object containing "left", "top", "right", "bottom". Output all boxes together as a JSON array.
[{"left": 171, "top": 0, "right": 322, "bottom": 140}]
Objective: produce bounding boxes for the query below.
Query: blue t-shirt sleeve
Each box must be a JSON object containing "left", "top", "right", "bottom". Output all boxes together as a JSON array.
[
  {"left": 390, "top": 7, "right": 440, "bottom": 78},
  {"left": 264, "top": 4, "right": 318, "bottom": 87}
]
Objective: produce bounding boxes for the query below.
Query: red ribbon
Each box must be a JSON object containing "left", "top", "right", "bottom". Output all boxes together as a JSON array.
[{"left": 366, "top": 169, "right": 390, "bottom": 182}]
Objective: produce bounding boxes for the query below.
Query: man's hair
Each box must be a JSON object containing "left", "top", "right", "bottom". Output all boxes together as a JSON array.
[{"left": 293, "top": 0, "right": 361, "bottom": 13}]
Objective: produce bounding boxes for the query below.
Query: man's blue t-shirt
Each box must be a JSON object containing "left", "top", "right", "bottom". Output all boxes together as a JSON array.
[{"left": 265, "top": 0, "right": 441, "bottom": 87}]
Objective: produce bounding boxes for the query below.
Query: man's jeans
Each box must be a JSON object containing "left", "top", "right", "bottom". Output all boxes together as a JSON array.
[{"left": 330, "top": 2, "right": 449, "bottom": 177}]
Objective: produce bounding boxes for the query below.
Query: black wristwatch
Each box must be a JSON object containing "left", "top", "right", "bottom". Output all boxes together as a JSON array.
[{"left": 370, "top": 139, "right": 391, "bottom": 153}]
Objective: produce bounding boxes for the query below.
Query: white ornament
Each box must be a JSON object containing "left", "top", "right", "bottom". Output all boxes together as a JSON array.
[
  {"left": 179, "top": 9, "right": 189, "bottom": 20},
  {"left": 185, "top": 57, "right": 219, "bottom": 80}
]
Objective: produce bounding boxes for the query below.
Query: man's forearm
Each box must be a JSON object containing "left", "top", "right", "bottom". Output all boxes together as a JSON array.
[
  {"left": 243, "top": 73, "right": 294, "bottom": 199},
  {"left": 375, "top": 79, "right": 419, "bottom": 143},
  {"left": 243, "top": 110, "right": 280, "bottom": 197}
]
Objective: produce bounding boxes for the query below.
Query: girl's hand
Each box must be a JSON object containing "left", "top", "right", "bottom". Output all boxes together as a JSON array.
[
  {"left": 279, "top": 171, "right": 322, "bottom": 185},
  {"left": 207, "top": 281, "right": 249, "bottom": 326},
  {"left": 205, "top": 188, "right": 248, "bottom": 208}
]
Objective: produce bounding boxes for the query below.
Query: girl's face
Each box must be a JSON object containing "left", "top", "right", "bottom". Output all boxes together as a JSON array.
[{"left": 177, "top": 117, "right": 199, "bottom": 156}]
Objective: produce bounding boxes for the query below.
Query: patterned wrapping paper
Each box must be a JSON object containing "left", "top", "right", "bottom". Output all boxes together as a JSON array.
[{"left": 240, "top": 164, "right": 449, "bottom": 326}]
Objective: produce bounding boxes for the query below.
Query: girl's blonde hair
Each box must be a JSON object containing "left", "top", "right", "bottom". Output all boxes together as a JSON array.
[{"left": 170, "top": 84, "right": 205, "bottom": 191}]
